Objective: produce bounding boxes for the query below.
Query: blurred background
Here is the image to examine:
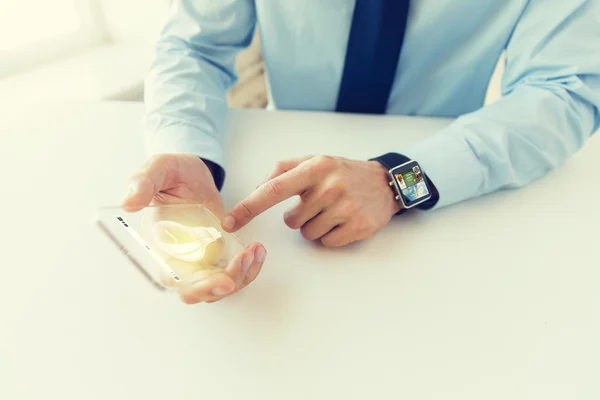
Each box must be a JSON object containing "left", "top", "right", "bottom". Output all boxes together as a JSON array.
[{"left": 0, "top": 0, "right": 503, "bottom": 108}]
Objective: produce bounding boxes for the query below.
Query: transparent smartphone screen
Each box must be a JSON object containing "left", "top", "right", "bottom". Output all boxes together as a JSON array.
[{"left": 97, "top": 204, "right": 245, "bottom": 292}]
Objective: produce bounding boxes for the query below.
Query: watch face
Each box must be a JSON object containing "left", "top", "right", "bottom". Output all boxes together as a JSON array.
[{"left": 390, "top": 161, "right": 431, "bottom": 207}]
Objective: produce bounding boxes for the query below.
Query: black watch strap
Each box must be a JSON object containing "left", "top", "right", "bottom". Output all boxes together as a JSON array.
[{"left": 370, "top": 152, "right": 440, "bottom": 212}]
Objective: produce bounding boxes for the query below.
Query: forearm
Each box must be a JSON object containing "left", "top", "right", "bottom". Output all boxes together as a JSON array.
[
  {"left": 143, "top": 0, "right": 256, "bottom": 187},
  {"left": 403, "top": 81, "right": 599, "bottom": 208},
  {"left": 402, "top": 0, "right": 600, "bottom": 208}
]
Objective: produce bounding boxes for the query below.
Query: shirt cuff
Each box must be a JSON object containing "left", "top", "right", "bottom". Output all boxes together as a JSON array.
[
  {"left": 144, "top": 123, "right": 226, "bottom": 190},
  {"left": 401, "top": 129, "right": 484, "bottom": 209},
  {"left": 201, "top": 159, "right": 226, "bottom": 191}
]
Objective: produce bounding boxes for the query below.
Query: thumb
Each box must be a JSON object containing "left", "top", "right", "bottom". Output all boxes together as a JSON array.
[
  {"left": 121, "top": 156, "right": 170, "bottom": 212},
  {"left": 120, "top": 179, "right": 154, "bottom": 212}
]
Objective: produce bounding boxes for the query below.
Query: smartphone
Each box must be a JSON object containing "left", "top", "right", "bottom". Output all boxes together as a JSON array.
[{"left": 96, "top": 204, "right": 245, "bottom": 292}]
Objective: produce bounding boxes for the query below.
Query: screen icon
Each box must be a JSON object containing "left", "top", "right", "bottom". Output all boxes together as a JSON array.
[{"left": 395, "top": 173, "right": 407, "bottom": 189}]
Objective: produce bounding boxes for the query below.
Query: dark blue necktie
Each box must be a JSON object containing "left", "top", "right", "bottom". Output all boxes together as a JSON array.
[{"left": 336, "top": 0, "right": 411, "bottom": 114}]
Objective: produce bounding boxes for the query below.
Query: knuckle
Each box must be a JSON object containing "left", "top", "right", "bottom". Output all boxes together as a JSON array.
[
  {"left": 238, "top": 200, "right": 254, "bottom": 219},
  {"left": 300, "top": 226, "right": 317, "bottom": 241},
  {"left": 316, "top": 155, "right": 336, "bottom": 166},
  {"left": 321, "top": 236, "right": 340, "bottom": 248},
  {"left": 322, "top": 184, "right": 343, "bottom": 200},
  {"left": 340, "top": 199, "right": 359, "bottom": 216},
  {"left": 245, "top": 264, "right": 261, "bottom": 285},
  {"left": 328, "top": 176, "right": 349, "bottom": 193},
  {"left": 244, "top": 274, "right": 255, "bottom": 286},
  {"left": 358, "top": 220, "right": 377, "bottom": 239},
  {"left": 266, "top": 179, "right": 285, "bottom": 198},
  {"left": 284, "top": 213, "right": 302, "bottom": 229},
  {"left": 312, "top": 155, "right": 336, "bottom": 173}
]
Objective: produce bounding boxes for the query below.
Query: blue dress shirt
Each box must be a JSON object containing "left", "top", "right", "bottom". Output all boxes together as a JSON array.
[{"left": 144, "top": 0, "right": 600, "bottom": 209}]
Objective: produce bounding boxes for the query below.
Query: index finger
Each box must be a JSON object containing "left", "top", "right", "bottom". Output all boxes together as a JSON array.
[{"left": 223, "top": 164, "right": 317, "bottom": 231}]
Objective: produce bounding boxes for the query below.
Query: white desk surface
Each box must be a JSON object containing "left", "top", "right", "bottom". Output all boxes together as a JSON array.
[{"left": 1, "top": 102, "right": 599, "bottom": 400}]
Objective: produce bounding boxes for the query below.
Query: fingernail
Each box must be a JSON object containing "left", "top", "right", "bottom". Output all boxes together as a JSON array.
[
  {"left": 242, "top": 252, "right": 254, "bottom": 272},
  {"left": 212, "top": 286, "right": 232, "bottom": 296},
  {"left": 254, "top": 246, "right": 266, "bottom": 264},
  {"left": 124, "top": 181, "right": 139, "bottom": 200},
  {"left": 222, "top": 215, "right": 236, "bottom": 231}
]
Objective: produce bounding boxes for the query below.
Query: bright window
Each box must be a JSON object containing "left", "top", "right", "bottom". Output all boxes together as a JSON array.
[
  {"left": 0, "top": 0, "right": 106, "bottom": 77},
  {"left": 0, "top": 1, "right": 82, "bottom": 50}
]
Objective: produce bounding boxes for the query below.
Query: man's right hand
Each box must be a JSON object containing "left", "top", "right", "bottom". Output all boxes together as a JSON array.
[{"left": 121, "top": 154, "right": 266, "bottom": 304}]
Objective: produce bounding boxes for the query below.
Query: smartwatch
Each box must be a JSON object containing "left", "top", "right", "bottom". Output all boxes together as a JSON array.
[{"left": 370, "top": 153, "right": 439, "bottom": 213}]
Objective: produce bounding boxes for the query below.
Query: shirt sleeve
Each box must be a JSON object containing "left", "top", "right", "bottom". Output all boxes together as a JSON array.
[
  {"left": 144, "top": 0, "right": 257, "bottom": 188},
  {"left": 401, "top": 0, "right": 600, "bottom": 209}
]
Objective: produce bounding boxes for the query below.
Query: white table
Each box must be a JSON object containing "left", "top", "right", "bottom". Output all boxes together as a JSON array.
[{"left": 1, "top": 102, "right": 599, "bottom": 400}]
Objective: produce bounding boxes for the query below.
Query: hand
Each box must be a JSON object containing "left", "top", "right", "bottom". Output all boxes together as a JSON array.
[
  {"left": 121, "top": 154, "right": 267, "bottom": 304},
  {"left": 222, "top": 155, "right": 401, "bottom": 247}
]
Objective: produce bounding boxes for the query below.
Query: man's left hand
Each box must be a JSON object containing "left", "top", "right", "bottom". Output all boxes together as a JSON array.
[{"left": 222, "top": 155, "right": 401, "bottom": 247}]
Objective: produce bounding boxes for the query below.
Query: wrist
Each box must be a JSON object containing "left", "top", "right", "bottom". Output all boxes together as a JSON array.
[
  {"left": 369, "top": 161, "right": 402, "bottom": 217},
  {"left": 369, "top": 152, "right": 440, "bottom": 212}
]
